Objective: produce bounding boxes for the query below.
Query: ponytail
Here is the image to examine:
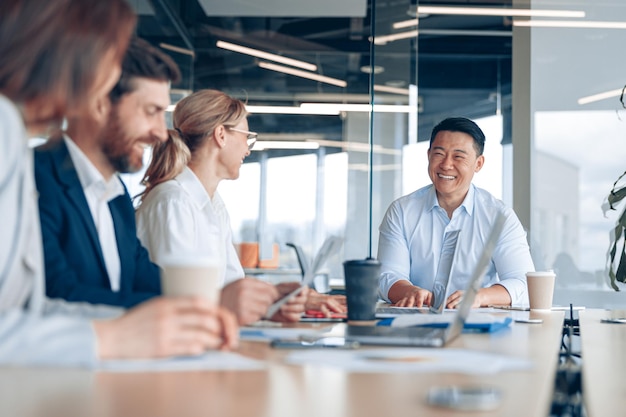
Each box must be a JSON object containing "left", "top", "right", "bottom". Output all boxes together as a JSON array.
[
  {"left": 137, "top": 89, "right": 247, "bottom": 203},
  {"left": 138, "top": 128, "right": 190, "bottom": 202}
]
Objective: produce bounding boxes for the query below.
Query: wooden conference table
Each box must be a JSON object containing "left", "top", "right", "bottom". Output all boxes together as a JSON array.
[
  {"left": 579, "top": 309, "right": 626, "bottom": 417},
  {"left": 0, "top": 310, "right": 564, "bottom": 417}
]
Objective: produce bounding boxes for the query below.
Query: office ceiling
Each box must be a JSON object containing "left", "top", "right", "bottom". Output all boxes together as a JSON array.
[{"left": 133, "top": 0, "right": 514, "bottom": 155}]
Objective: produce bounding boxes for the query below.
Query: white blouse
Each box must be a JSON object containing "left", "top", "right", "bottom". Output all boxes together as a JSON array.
[{"left": 136, "top": 166, "right": 244, "bottom": 287}]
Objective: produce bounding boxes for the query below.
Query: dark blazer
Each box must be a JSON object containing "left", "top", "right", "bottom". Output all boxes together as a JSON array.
[{"left": 34, "top": 138, "right": 161, "bottom": 308}]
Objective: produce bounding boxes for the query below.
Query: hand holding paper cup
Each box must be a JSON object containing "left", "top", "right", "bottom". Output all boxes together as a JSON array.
[
  {"left": 526, "top": 271, "right": 556, "bottom": 310},
  {"left": 161, "top": 255, "right": 221, "bottom": 305}
]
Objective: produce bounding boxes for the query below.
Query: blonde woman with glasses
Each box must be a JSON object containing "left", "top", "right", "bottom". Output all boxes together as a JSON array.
[{"left": 136, "top": 89, "right": 309, "bottom": 325}]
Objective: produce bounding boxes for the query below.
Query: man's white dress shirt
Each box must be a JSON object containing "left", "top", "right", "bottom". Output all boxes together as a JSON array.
[
  {"left": 136, "top": 166, "right": 241, "bottom": 286},
  {"left": 64, "top": 136, "right": 124, "bottom": 291},
  {"left": 377, "top": 184, "right": 534, "bottom": 306}
]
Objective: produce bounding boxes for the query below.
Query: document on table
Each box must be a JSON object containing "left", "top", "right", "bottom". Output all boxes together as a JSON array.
[
  {"left": 98, "top": 351, "right": 265, "bottom": 373},
  {"left": 240, "top": 323, "right": 336, "bottom": 341},
  {"left": 285, "top": 348, "right": 532, "bottom": 374}
]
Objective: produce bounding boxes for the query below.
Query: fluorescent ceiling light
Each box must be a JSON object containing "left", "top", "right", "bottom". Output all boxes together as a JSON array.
[
  {"left": 172, "top": 103, "right": 413, "bottom": 115},
  {"left": 394, "top": 7, "right": 585, "bottom": 29},
  {"left": 514, "top": 20, "right": 626, "bottom": 29},
  {"left": 393, "top": 19, "right": 419, "bottom": 30},
  {"left": 349, "top": 163, "right": 402, "bottom": 172},
  {"left": 245, "top": 105, "right": 339, "bottom": 115},
  {"left": 300, "top": 103, "right": 416, "bottom": 113},
  {"left": 258, "top": 62, "right": 347, "bottom": 88},
  {"left": 216, "top": 40, "right": 317, "bottom": 71},
  {"left": 578, "top": 88, "right": 623, "bottom": 105},
  {"left": 416, "top": 6, "right": 584, "bottom": 18},
  {"left": 253, "top": 141, "right": 320, "bottom": 151},
  {"left": 372, "top": 30, "right": 418, "bottom": 45},
  {"left": 159, "top": 43, "right": 195, "bottom": 58},
  {"left": 314, "top": 139, "right": 401, "bottom": 156},
  {"left": 168, "top": 104, "right": 340, "bottom": 115},
  {"left": 373, "top": 85, "right": 410, "bottom": 95}
]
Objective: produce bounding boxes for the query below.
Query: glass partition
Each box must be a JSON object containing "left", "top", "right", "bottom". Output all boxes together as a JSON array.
[
  {"left": 526, "top": 0, "right": 626, "bottom": 308},
  {"left": 128, "top": 0, "right": 514, "bottom": 288}
]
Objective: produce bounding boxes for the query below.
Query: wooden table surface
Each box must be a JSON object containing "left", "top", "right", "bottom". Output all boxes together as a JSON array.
[
  {"left": 0, "top": 310, "right": 564, "bottom": 417},
  {"left": 579, "top": 309, "right": 626, "bottom": 417}
]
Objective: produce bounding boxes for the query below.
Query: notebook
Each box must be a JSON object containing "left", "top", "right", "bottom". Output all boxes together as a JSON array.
[{"left": 344, "top": 212, "right": 506, "bottom": 348}]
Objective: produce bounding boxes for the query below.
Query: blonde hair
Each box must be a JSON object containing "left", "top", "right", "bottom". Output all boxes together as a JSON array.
[{"left": 140, "top": 89, "right": 247, "bottom": 200}]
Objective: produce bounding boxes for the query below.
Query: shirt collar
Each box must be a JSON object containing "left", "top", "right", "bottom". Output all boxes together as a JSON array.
[
  {"left": 427, "top": 183, "right": 476, "bottom": 216},
  {"left": 64, "top": 135, "right": 124, "bottom": 202},
  {"left": 175, "top": 166, "right": 211, "bottom": 209}
]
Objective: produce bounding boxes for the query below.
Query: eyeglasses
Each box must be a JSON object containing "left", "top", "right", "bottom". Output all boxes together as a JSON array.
[{"left": 227, "top": 127, "right": 258, "bottom": 150}]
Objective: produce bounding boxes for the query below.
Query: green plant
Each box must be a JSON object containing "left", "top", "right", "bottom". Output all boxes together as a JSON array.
[
  {"left": 603, "top": 86, "right": 626, "bottom": 291},
  {"left": 605, "top": 172, "right": 626, "bottom": 291}
]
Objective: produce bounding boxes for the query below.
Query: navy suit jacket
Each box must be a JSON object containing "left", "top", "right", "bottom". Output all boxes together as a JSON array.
[{"left": 34, "top": 138, "right": 161, "bottom": 308}]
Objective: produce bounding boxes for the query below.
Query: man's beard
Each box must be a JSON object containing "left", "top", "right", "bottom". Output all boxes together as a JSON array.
[{"left": 100, "top": 111, "right": 144, "bottom": 174}]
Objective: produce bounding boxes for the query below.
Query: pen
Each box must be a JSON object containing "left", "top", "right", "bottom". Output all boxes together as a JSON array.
[{"left": 488, "top": 305, "right": 529, "bottom": 311}]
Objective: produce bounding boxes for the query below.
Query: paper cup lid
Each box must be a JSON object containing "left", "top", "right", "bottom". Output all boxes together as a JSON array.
[
  {"left": 161, "top": 254, "right": 219, "bottom": 268},
  {"left": 526, "top": 271, "right": 556, "bottom": 277}
]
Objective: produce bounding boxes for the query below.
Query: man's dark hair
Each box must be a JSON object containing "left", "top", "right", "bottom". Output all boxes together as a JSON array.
[
  {"left": 109, "top": 37, "right": 181, "bottom": 103},
  {"left": 429, "top": 117, "right": 485, "bottom": 156}
]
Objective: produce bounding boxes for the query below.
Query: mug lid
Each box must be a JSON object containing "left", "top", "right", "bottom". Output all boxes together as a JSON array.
[{"left": 344, "top": 258, "right": 381, "bottom": 266}]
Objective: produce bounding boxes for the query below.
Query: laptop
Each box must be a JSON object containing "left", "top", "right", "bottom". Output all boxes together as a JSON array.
[
  {"left": 344, "top": 212, "right": 506, "bottom": 348},
  {"left": 376, "top": 229, "right": 461, "bottom": 316}
]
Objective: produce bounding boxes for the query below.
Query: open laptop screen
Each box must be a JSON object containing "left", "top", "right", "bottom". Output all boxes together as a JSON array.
[
  {"left": 443, "top": 212, "right": 507, "bottom": 343},
  {"left": 430, "top": 229, "right": 461, "bottom": 314}
]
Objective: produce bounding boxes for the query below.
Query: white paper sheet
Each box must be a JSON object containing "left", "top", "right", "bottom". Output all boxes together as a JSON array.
[
  {"left": 240, "top": 324, "right": 336, "bottom": 341},
  {"left": 285, "top": 348, "right": 532, "bottom": 374},
  {"left": 98, "top": 351, "right": 265, "bottom": 373}
]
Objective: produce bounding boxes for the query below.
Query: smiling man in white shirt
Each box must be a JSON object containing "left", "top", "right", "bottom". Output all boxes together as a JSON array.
[{"left": 377, "top": 117, "right": 534, "bottom": 309}]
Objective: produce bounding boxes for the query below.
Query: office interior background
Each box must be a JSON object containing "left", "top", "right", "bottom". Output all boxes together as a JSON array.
[{"left": 121, "top": 0, "right": 626, "bottom": 308}]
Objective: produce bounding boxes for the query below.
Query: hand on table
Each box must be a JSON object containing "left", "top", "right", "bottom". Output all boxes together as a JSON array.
[
  {"left": 445, "top": 290, "right": 480, "bottom": 309},
  {"left": 220, "top": 278, "right": 280, "bottom": 325},
  {"left": 446, "top": 285, "right": 510, "bottom": 309},
  {"left": 270, "top": 282, "right": 308, "bottom": 322},
  {"left": 93, "top": 296, "right": 239, "bottom": 360},
  {"left": 305, "top": 290, "right": 346, "bottom": 317},
  {"left": 392, "top": 286, "right": 433, "bottom": 307}
]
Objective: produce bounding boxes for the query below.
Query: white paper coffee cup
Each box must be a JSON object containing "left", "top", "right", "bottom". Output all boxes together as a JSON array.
[
  {"left": 161, "top": 255, "right": 221, "bottom": 305},
  {"left": 526, "top": 271, "right": 556, "bottom": 310}
]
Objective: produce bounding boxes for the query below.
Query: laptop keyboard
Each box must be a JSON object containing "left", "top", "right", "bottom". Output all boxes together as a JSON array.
[{"left": 376, "top": 306, "right": 430, "bottom": 315}]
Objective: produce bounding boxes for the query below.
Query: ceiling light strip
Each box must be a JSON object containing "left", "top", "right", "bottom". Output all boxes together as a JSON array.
[
  {"left": 300, "top": 103, "right": 416, "bottom": 113},
  {"left": 253, "top": 141, "right": 320, "bottom": 150},
  {"left": 245, "top": 105, "right": 339, "bottom": 115},
  {"left": 159, "top": 43, "right": 195, "bottom": 58},
  {"left": 393, "top": 19, "right": 419, "bottom": 30},
  {"left": 217, "top": 40, "right": 317, "bottom": 71},
  {"left": 373, "top": 85, "right": 410, "bottom": 95},
  {"left": 372, "top": 30, "right": 418, "bottom": 45},
  {"left": 417, "top": 6, "right": 585, "bottom": 18},
  {"left": 258, "top": 62, "right": 347, "bottom": 88},
  {"left": 578, "top": 88, "right": 623, "bottom": 105},
  {"left": 514, "top": 20, "right": 626, "bottom": 29}
]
